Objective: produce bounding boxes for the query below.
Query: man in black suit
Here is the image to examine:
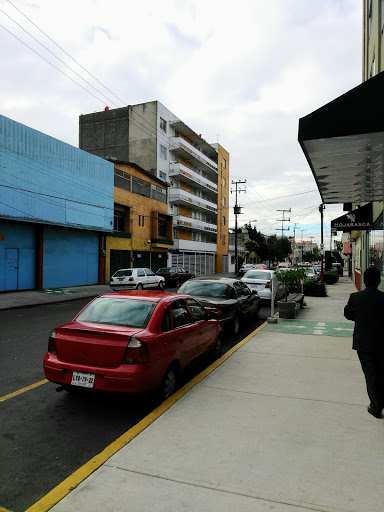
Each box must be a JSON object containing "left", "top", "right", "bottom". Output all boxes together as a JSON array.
[{"left": 344, "top": 267, "right": 384, "bottom": 419}]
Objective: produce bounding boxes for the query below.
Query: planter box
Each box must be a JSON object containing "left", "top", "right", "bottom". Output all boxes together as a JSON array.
[{"left": 277, "top": 300, "right": 300, "bottom": 319}]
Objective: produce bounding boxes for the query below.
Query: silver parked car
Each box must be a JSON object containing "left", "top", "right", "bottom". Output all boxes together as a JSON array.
[
  {"left": 110, "top": 268, "right": 165, "bottom": 290},
  {"left": 241, "top": 269, "right": 285, "bottom": 302}
]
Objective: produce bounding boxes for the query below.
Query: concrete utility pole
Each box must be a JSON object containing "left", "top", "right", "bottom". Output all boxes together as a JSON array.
[
  {"left": 231, "top": 180, "right": 246, "bottom": 274},
  {"left": 276, "top": 208, "right": 291, "bottom": 237}
]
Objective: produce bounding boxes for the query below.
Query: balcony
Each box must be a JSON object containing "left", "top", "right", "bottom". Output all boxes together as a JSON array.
[
  {"left": 174, "top": 215, "right": 217, "bottom": 234},
  {"left": 169, "top": 189, "right": 218, "bottom": 214},
  {"left": 169, "top": 163, "right": 218, "bottom": 194},
  {"left": 173, "top": 239, "right": 217, "bottom": 253},
  {"left": 169, "top": 137, "right": 218, "bottom": 176}
]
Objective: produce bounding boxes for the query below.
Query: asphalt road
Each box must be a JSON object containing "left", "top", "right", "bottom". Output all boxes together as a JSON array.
[{"left": 0, "top": 296, "right": 265, "bottom": 512}]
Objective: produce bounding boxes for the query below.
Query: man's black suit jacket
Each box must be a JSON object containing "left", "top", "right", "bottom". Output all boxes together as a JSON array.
[{"left": 344, "top": 287, "right": 384, "bottom": 352}]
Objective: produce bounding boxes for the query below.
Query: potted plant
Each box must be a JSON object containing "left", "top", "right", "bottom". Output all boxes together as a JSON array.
[{"left": 275, "top": 268, "right": 307, "bottom": 318}]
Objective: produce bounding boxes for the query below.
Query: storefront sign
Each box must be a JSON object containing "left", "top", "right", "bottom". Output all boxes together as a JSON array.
[{"left": 331, "top": 203, "right": 373, "bottom": 232}]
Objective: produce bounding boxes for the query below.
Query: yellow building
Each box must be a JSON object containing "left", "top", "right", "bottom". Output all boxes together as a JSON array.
[{"left": 105, "top": 162, "right": 173, "bottom": 282}]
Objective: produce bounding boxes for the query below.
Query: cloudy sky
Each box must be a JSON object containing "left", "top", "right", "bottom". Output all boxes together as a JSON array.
[{"left": 0, "top": 0, "right": 362, "bottom": 247}]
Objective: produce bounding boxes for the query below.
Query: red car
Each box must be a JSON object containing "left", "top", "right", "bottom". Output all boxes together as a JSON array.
[{"left": 43, "top": 291, "right": 222, "bottom": 401}]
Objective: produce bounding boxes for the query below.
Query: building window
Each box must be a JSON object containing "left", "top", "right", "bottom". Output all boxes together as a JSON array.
[
  {"left": 160, "top": 118, "right": 167, "bottom": 132},
  {"left": 223, "top": 216, "right": 226, "bottom": 225},
  {"left": 139, "top": 215, "right": 145, "bottom": 227},
  {"left": 132, "top": 175, "right": 150, "bottom": 198},
  {"left": 152, "top": 184, "right": 167, "bottom": 204},
  {"left": 223, "top": 177, "right": 226, "bottom": 187},
  {"left": 160, "top": 144, "right": 167, "bottom": 160},
  {"left": 114, "top": 210, "right": 125, "bottom": 232},
  {"left": 223, "top": 197, "right": 226, "bottom": 206},
  {"left": 114, "top": 169, "right": 131, "bottom": 191},
  {"left": 223, "top": 158, "right": 226, "bottom": 168},
  {"left": 158, "top": 219, "right": 167, "bottom": 237},
  {"left": 222, "top": 235, "right": 226, "bottom": 245}
]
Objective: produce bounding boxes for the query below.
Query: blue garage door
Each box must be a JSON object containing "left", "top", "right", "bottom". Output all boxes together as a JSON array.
[
  {"left": 43, "top": 227, "right": 99, "bottom": 288},
  {"left": 0, "top": 222, "right": 36, "bottom": 292}
]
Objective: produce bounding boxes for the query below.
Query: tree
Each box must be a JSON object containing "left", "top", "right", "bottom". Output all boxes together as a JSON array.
[
  {"left": 267, "top": 235, "right": 292, "bottom": 262},
  {"left": 243, "top": 224, "right": 291, "bottom": 263},
  {"left": 244, "top": 239, "right": 259, "bottom": 253},
  {"left": 244, "top": 223, "right": 269, "bottom": 261}
]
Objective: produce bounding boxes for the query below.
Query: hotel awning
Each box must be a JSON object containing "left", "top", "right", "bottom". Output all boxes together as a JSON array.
[{"left": 298, "top": 71, "right": 384, "bottom": 205}]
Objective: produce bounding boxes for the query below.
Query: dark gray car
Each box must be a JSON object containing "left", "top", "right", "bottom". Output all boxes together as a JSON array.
[
  {"left": 156, "top": 267, "right": 195, "bottom": 287},
  {"left": 177, "top": 278, "right": 260, "bottom": 334}
]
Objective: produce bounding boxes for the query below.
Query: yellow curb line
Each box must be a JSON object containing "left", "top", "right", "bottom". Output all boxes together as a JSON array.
[
  {"left": 0, "top": 380, "right": 48, "bottom": 404},
  {"left": 0, "top": 505, "right": 14, "bottom": 512},
  {"left": 25, "top": 320, "right": 269, "bottom": 512}
]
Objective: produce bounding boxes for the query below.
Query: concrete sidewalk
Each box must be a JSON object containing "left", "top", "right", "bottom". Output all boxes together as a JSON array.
[{"left": 25, "top": 276, "right": 384, "bottom": 512}]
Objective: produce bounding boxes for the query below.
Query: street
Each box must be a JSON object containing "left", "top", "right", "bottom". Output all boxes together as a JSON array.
[{"left": 0, "top": 297, "right": 264, "bottom": 512}]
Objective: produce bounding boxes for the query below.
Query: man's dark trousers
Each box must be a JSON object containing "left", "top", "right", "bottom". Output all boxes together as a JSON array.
[{"left": 357, "top": 351, "right": 384, "bottom": 413}]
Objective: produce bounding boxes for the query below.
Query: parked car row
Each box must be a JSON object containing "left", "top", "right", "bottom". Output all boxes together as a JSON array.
[
  {"left": 110, "top": 267, "right": 194, "bottom": 291},
  {"left": 44, "top": 271, "right": 263, "bottom": 400}
]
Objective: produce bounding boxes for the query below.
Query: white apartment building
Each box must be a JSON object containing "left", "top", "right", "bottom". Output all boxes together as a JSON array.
[{"left": 79, "top": 101, "right": 230, "bottom": 275}]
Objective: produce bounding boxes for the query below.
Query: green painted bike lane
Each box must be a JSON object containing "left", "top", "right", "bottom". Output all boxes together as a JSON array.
[{"left": 265, "top": 319, "right": 353, "bottom": 337}]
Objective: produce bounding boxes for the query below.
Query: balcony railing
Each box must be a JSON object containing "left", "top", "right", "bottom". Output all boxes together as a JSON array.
[
  {"left": 169, "top": 189, "right": 218, "bottom": 213},
  {"left": 169, "top": 163, "right": 218, "bottom": 194},
  {"left": 174, "top": 215, "right": 217, "bottom": 234},
  {"left": 173, "top": 239, "right": 217, "bottom": 253},
  {"left": 170, "top": 137, "right": 218, "bottom": 175}
]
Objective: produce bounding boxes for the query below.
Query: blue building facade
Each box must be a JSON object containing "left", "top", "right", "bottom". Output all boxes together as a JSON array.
[{"left": 0, "top": 115, "right": 114, "bottom": 291}]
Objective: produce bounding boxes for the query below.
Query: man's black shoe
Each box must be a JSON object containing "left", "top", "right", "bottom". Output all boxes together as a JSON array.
[{"left": 367, "top": 406, "right": 382, "bottom": 419}]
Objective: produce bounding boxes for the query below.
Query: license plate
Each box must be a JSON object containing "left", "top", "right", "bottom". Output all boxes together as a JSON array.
[{"left": 71, "top": 371, "right": 95, "bottom": 388}]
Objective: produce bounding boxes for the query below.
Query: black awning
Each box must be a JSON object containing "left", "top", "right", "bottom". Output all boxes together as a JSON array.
[
  {"left": 331, "top": 203, "right": 373, "bottom": 232},
  {"left": 298, "top": 71, "right": 384, "bottom": 204}
]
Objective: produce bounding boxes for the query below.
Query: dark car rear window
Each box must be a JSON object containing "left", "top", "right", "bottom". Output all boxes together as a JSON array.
[
  {"left": 76, "top": 297, "right": 155, "bottom": 327},
  {"left": 178, "top": 281, "right": 229, "bottom": 299},
  {"left": 113, "top": 269, "right": 133, "bottom": 277},
  {"left": 157, "top": 268, "right": 171, "bottom": 273}
]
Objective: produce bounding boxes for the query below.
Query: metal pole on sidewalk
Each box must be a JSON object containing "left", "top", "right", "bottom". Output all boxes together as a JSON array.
[
  {"left": 267, "top": 275, "right": 278, "bottom": 323},
  {"left": 319, "top": 204, "right": 324, "bottom": 282}
]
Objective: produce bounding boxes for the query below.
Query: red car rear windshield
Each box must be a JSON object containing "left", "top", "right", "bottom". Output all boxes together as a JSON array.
[{"left": 76, "top": 297, "right": 155, "bottom": 327}]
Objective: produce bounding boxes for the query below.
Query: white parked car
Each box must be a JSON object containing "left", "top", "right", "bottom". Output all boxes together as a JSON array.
[
  {"left": 110, "top": 268, "right": 165, "bottom": 290},
  {"left": 241, "top": 269, "right": 285, "bottom": 302},
  {"left": 306, "top": 268, "right": 319, "bottom": 281},
  {"left": 276, "top": 262, "right": 291, "bottom": 269}
]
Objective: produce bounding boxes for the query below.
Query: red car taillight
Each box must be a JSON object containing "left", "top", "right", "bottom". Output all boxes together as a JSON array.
[
  {"left": 265, "top": 281, "right": 271, "bottom": 289},
  {"left": 48, "top": 329, "right": 57, "bottom": 354},
  {"left": 129, "top": 277, "right": 134, "bottom": 281},
  {"left": 122, "top": 337, "right": 149, "bottom": 364}
]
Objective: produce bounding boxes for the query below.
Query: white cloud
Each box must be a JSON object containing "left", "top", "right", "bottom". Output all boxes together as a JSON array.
[{"left": 0, "top": 0, "right": 363, "bottom": 246}]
